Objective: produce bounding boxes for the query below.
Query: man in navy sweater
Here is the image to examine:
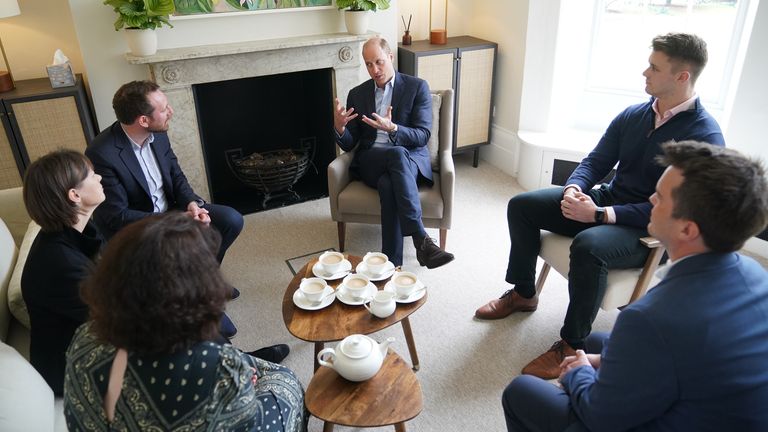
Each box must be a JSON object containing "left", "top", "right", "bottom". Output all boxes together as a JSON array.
[
  {"left": 503, "top": 141, "right": 768, "bottom": 431},
  {"left": 474, "top": 33, "right": 725, "bottom": 379}
]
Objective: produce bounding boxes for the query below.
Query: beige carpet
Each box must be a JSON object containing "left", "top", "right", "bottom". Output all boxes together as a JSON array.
[{"left": 220, "top": 153, "right": 620, "bottom": 431}]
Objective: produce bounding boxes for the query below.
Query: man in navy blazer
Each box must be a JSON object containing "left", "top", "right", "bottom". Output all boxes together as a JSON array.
[
  {"left": 86, "top": 81, "right": 243, "bottom": 264},
  {"left": 333, "top": 36, "right": 454, "bottom": 268},
  {"left": 502, "top": 141, "right": 768, "bottom": 431}
]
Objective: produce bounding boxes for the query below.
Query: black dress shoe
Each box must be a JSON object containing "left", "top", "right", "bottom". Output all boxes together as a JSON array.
[
  {"left": 219, "top": 313, "right": 238, "bottom": 339},
  {"left": 248, "top": 344, "right": 290, "bottom": 364},
  {"left": 416, "top": 237, "right": 455, "bottom": 269},
  {"left": 230, "top": 286, "right": 241, "bottom": 300}
]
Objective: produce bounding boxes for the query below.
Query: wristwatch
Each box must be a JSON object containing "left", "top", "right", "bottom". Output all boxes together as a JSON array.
[
  {"left": 594, "top": 207, "right": 605, "bottom": 224},
  {"left": 195, "top": 198, "right": 206, "bottom": 207}
]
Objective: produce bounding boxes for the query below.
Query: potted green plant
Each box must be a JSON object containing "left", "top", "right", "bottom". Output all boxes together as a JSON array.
[
  {"left": 336, "top": 0, "right": 390, "bottom": 35},
  {"left": 104, "top": 0, "right": 176, "bottom": 56}
]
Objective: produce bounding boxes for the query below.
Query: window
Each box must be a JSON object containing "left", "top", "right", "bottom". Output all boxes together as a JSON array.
[{"left": 549, "top": 0, "right": 759, "bottom": 131}]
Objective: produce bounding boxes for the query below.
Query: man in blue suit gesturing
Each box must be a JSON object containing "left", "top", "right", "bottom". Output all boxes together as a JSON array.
[
  {"left": 333, "top": 37, "right": 454, "bottom": 269},
  {"left": 503, "top": 141, "right": 768, "bottom": 431}
]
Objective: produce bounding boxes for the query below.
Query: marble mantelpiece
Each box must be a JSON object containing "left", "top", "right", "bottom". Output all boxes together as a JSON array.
[{"left": 128, "top": 33, "right": 370, "bottom": 200}]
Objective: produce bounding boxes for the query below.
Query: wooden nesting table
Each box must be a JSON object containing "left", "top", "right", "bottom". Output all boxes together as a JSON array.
[
  {"left": 304, "top": 351, "right": 423, "bottom": 431},
  {"left": 281, "top": 255, "right": 427, "bottom": 371}
]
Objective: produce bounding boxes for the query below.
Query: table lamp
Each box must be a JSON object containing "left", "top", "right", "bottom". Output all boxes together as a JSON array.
[
  {"left": 429, "top": 0, "right": 447, "bottom": 45},
  {"left": 0, "top": 0, "right": 20, "bottom": 92}
]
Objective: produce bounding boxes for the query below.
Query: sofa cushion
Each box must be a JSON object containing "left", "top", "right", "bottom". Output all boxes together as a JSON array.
[
  {"left": 427, "top": 92, "right": 442, "bottom": 172},
  {"left": 0, "top": 187, "right": 29, "bottom": 246},
  {"left": 8, "top": 221, "right": 40, "bottom": 329},
  {"left": 0, "top": 218, "right": 18, "bottom": 341},
  {"left": 0, "top": 341, "right": 55, "bottom": 431}
]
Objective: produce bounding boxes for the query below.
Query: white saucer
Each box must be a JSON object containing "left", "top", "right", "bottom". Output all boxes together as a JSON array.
[
  {"left": 355, "top": 261, "right": 396, "bottom": 281},
  {"left": 383, "top": 280, "right": 426, "bottom": 304},
  {"left": 336, "top": 282, "right": 378, "bottom": 306},
  {"left": 292, "top": 286, "right": 335, "bottom": 310},
  {"left": 312, "top": 259, "right": 352, "bottom": 280}
]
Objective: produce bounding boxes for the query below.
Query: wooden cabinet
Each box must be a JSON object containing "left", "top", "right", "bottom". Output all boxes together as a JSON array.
[
  {"left": 0, "top": 74, "right": 96, "bottom": 189},
  {"left": 398, "top": 36, "right": 497, "bottom": 167}
]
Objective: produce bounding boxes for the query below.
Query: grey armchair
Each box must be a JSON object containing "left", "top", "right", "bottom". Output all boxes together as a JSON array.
[{"left": 328, "top": 89, "right": 455, "bottom": 252}]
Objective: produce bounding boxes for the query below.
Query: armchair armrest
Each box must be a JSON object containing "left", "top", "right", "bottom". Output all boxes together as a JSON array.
[
  {"left": 328, "top": 150, "right": 355, "bottom": 221},
  {"left": 628, "top": 236, "right": 665, "bottom": 303},
  {"left": 438, "top": 149, "right": 455, "bottom": 229}
]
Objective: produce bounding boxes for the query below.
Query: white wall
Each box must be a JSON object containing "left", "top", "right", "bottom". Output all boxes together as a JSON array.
[
  {"left": 0, "top": 0, "right": 85, "bottom": 80},
  {"left": 726, "top": 0, "right": 768, "bottom": 161},
  {"left": 67, "top": 1, "right": 398, "bottom": 130}
]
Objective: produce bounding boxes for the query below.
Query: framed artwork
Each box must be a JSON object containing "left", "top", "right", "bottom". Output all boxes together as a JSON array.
[{"left": 173, "top": 0, "right": 334, "bottom": 17}]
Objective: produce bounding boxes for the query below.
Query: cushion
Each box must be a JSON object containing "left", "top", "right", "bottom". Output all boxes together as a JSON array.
[
  {"left": 0, "top": 219, "right": 18, "bottom": 341},
  {"left": 338, "top": 176, "right": 444, "bottom": 219},
  {"left": 0, "top": 341, "right": 55, "bottom": 432},
  {"left": 8, "top": 221, "right": 41, "bottom": 329},
  {"left": 428, "top": 92, "right": 442, "bottom": 172}
]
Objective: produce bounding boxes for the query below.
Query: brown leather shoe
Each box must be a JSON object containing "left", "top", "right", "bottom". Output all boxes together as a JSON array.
[
  {"left": 521, "top": 340, "right": 577, "bottom": 379},
  {"left": 474, "top": 289, "right": 538, "bottom": 320}
]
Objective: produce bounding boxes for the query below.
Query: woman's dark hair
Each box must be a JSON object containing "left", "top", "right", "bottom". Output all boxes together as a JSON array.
[
  {"left": 658, "top": 140, "right": 768, "bottom": 252},
  {"left": 81, "top": 212, "right": 228, "bottom": 355},
  {"left": 112, "top": 80, "right": 160, "bottom": 124},
  {"left": 23, "top": 149, "right": 92, "bottom": 232}
]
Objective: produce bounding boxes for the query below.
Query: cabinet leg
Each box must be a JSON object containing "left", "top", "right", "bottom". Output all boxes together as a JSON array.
[
  {"left": 473, "top": 148, "right": 480, "bottom": 167},
  {"left": 323, "top": 421, "right": 335, "bottom": 432}
]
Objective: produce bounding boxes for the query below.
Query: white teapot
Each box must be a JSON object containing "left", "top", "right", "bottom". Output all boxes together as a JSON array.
[
  {"left": 364, "top": 290, "right": 396, "bottom": 318},
  {"left": 317, "top": 334, "right": 394, "bottom": 381}
]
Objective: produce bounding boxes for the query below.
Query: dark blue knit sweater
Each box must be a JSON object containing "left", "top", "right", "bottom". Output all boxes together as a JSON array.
[{"left": 567, "top": 98, "right": 724, "bottom": 228}]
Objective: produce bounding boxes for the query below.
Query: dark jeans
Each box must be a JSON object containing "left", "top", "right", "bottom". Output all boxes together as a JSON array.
[
  {"left": 356, "top": 146, "right": 427, "bottom": 266},
  {"left": 203, "top": 203, "right": 244, "bottom": 263},
  {"left": 506, "top": 187, "right": 649, "bottom": 348},
  {"left": 502, "top": 333, "right": 609, "bottom": 432}
]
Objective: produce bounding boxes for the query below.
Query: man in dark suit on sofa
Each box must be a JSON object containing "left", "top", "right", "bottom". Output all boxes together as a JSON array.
[
  {"left": 86, "top": 81, "right": 243, "bottom": 264},
  {"left": 502, "top": 141, "right": 768, "bottom": 431},
  {"left": 85, "top": 81, "right": 289, "bottom": 363},
  {"left": 333, "top": 36, "right": 454, "bottom": 268}
]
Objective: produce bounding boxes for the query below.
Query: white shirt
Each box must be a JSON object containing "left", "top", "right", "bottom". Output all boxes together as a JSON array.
[{"left": 123, "top": 126, "right": 168, "bottom": 213}]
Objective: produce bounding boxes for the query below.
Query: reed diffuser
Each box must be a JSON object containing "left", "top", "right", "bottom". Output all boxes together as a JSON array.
[{"left": 401, "top": 14, "right": 412, "bottom": 45}]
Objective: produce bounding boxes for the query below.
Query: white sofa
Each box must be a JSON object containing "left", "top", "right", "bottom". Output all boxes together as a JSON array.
[{"left": 0, "top": 187, "right": 67, "bottom": 431}]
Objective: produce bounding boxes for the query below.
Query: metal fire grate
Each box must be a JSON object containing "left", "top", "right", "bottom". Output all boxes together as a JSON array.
[{"left": 225, "top": 143, "right": 314, "bottom": 208}]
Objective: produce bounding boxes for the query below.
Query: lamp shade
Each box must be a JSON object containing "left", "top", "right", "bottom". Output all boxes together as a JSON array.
[{"left": 0, "top": 0, "right": 19, "bottom": 19}]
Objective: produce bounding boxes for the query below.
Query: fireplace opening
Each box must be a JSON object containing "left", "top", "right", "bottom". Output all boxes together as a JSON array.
[{"left": 194, "top": 68, "right": 335, "bottom": 214}]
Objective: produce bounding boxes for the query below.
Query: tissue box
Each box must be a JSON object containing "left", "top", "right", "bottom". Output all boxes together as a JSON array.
[{"left": 46, "top": 62, "right": 75, "bottom": 88}]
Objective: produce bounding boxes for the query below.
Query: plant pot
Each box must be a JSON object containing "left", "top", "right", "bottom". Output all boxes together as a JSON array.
[
  {"left": 125, "top": 28, "right": 157, "bottom": 56},
  {"left": 344, "top": 10, "right": 371, "bottom": 35}
]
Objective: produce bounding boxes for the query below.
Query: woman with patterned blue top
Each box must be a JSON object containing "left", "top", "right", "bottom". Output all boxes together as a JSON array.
[{"left": 63, "top": 212, "right": 307, "bottom": 432}]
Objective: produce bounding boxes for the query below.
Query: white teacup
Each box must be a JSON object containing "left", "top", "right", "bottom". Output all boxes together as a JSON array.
[
  {"left": 319, "top": 251, "right": 345, "bottom": 274},
  {"left": 343, "top": 274, "right": 370, "bottom": 300},
  {"left": 363, "top": 252, "right": 388, "bottom": 275},
  {"left": 299, "top": 277, "right": 328, "bottom": 303},
  {"left": 393, "top": 271, "right": 418, "bottom": 298}
]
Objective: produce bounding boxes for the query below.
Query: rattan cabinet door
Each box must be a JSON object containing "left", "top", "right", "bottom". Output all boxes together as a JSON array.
[
  {"left": 0, "top": 118, "right": 22, "bottom": 189},
  {"left": 11, "top": 96, "right": 88, "bottom": 162}
]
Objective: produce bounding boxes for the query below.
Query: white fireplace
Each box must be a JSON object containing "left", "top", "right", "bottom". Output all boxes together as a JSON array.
[{"left": 126, "top": 33, "right": 370, "bottom": 200}]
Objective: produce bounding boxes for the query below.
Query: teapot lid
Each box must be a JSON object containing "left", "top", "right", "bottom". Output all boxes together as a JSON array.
[{"left": 339, "top": 335, "right": 373, "bottom": 359}]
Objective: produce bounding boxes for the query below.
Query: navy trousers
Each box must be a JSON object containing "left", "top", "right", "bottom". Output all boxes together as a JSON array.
[
  {"left": 202, "top": 203, "right": 244, "bottom": 263},
  {"left": 356, "top": 146, "right": 428, "bottom": 266},
  {"left": 506, "top": 186, "right": 649, "bottom": 349},
  {"left": 502, "top": 333, "right": 609, "bottom": 432}
]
